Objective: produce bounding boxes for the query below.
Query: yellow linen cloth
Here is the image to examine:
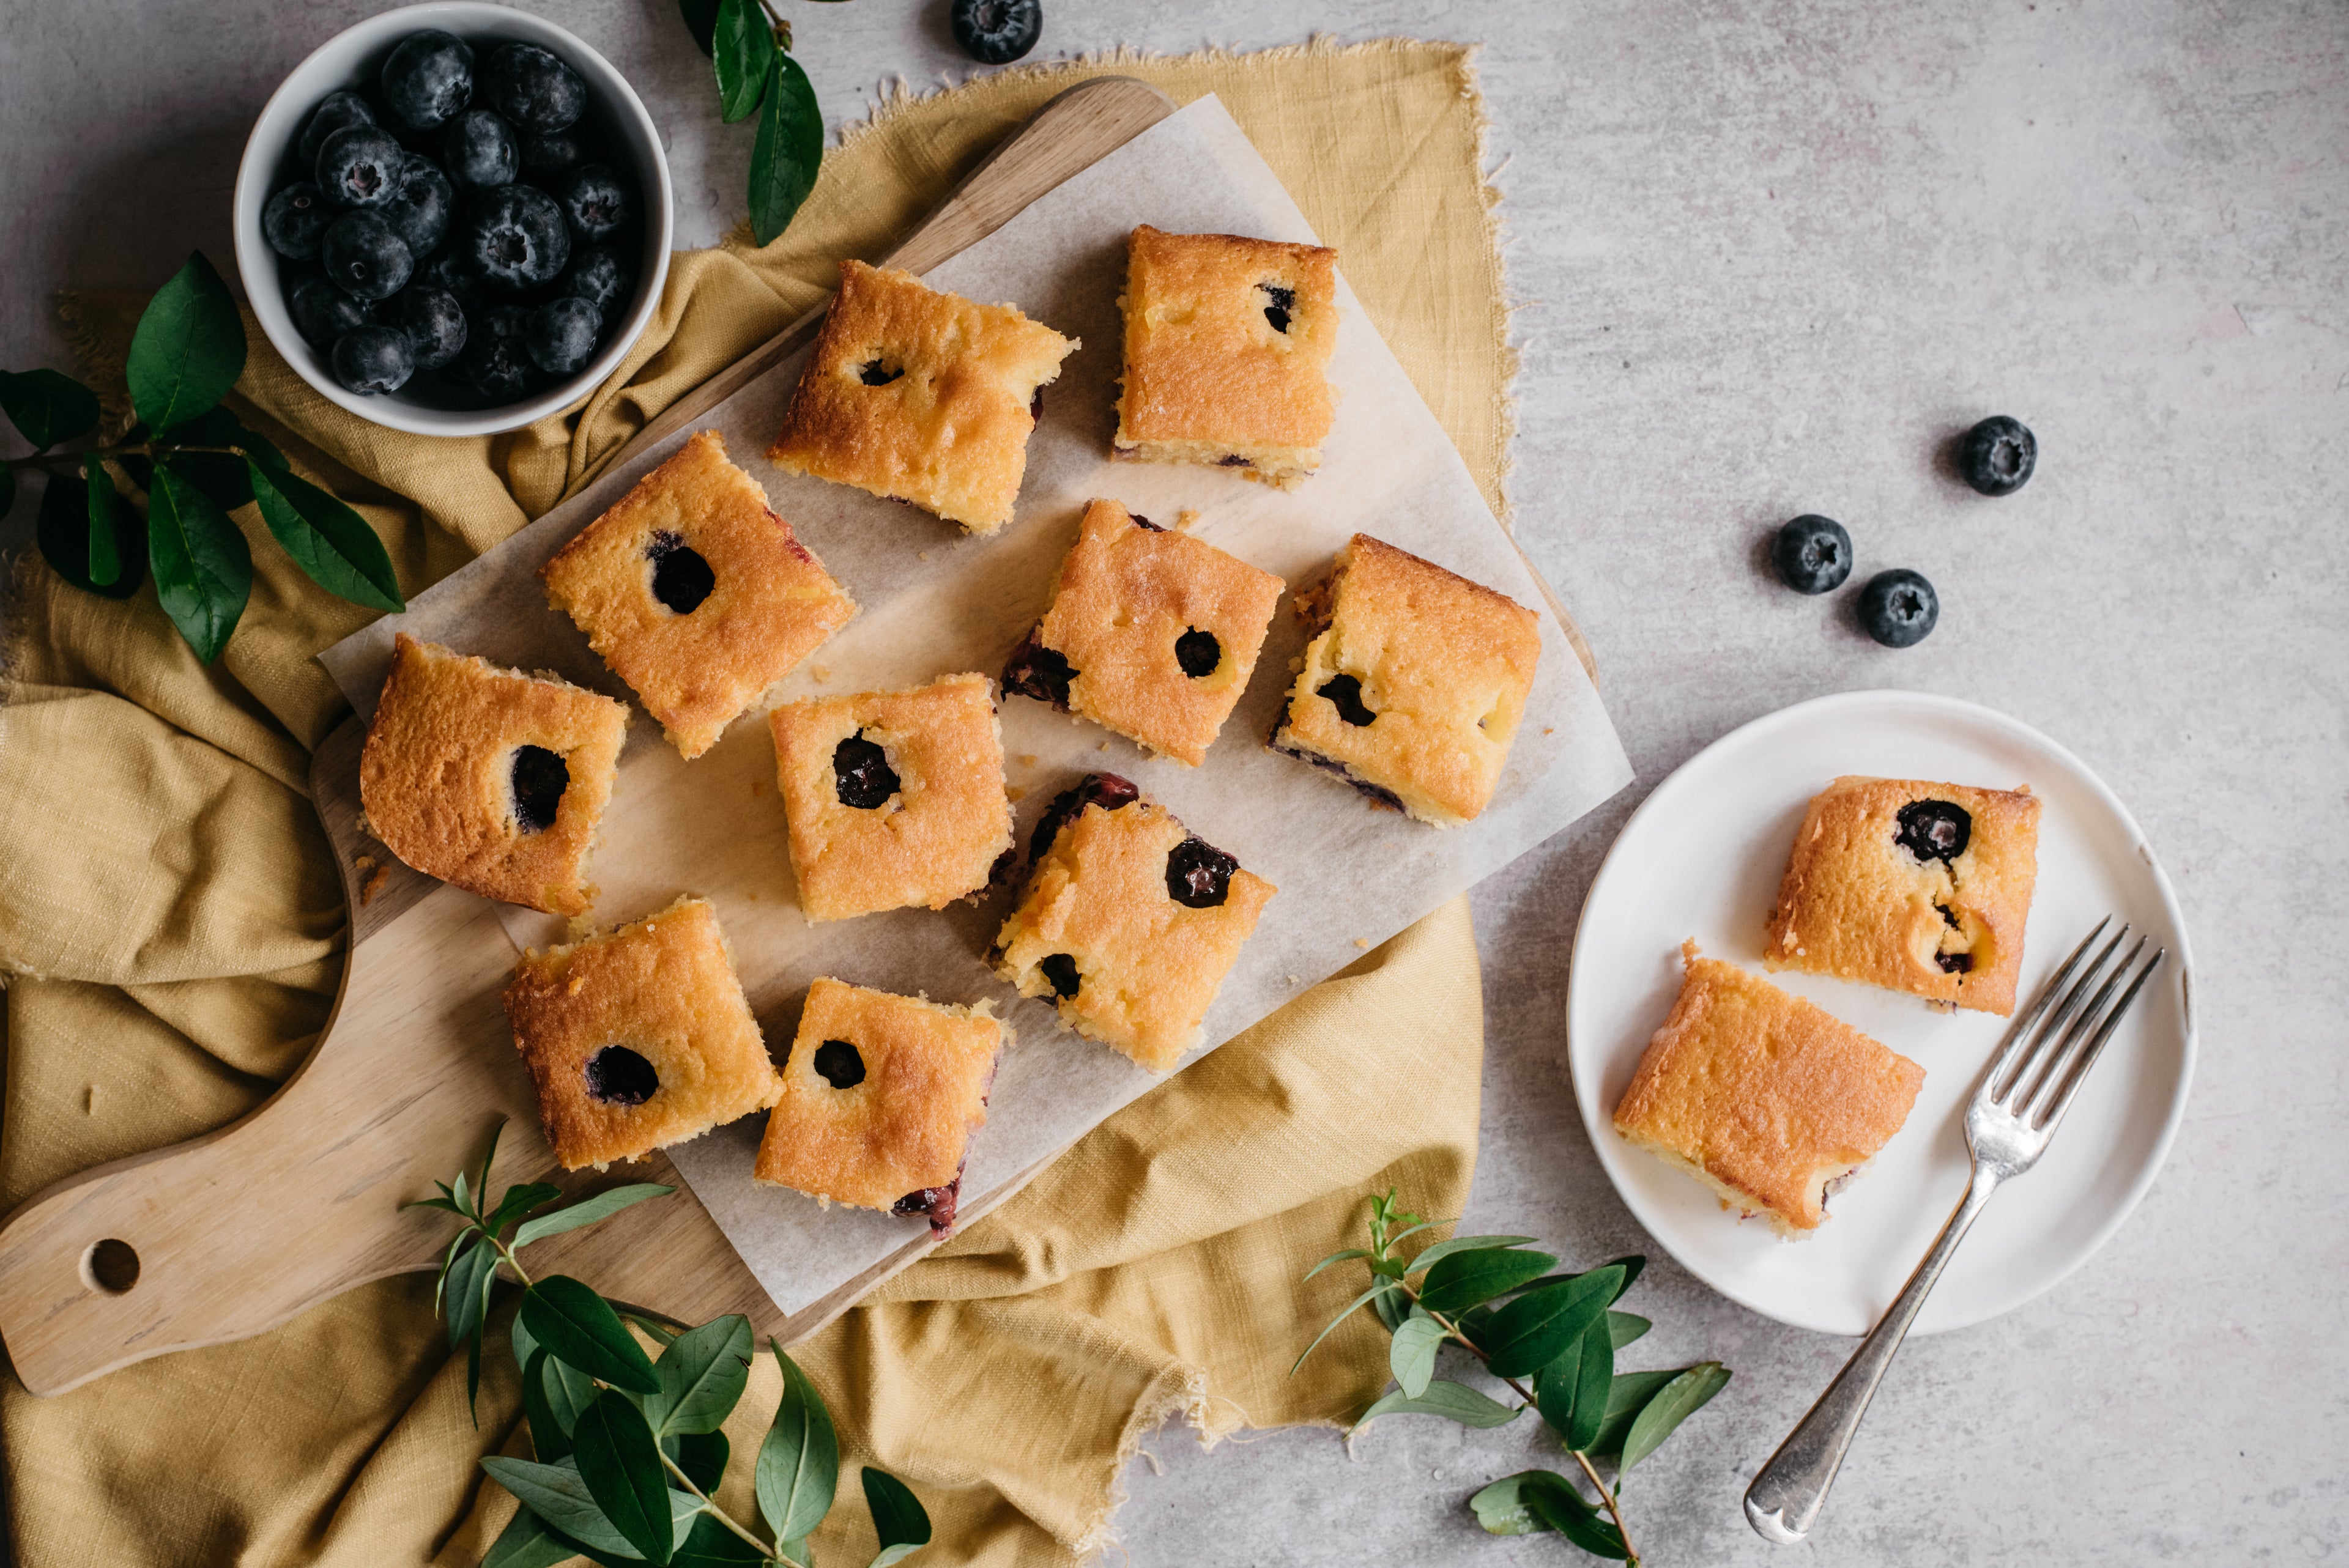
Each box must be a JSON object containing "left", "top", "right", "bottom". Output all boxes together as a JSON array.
[{"left": 0, "top": 39, "right": 1513, "bottom": 1566}]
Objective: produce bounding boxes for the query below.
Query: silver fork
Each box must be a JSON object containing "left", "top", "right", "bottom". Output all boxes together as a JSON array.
[{"left": 1743, "top": 918, "right": 2166, "bottom": 1545}]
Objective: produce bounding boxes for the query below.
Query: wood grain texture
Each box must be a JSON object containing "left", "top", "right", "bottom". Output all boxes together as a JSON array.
[{"left": 0, "top": 76, "right": 1178, "bottom": 1400}]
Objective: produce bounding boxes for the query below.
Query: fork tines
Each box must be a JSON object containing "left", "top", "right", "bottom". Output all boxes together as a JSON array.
[{"left": 1984, "top": 918, "right": 2165, "bottom": 1133}]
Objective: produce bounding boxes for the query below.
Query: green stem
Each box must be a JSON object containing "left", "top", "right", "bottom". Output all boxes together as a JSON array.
[
  {"left": 658, "top": 1449, "right": 793, "bottom": 1566},
  {"left": 6, "top": 443, "right": 243, "bottom": 476},
  {"left": 489, "top": 1233, "right": 535, "bottom": 1289}
]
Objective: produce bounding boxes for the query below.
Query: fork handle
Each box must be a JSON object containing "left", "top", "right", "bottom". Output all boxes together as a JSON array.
[{"left": 1743, "top": 1169, "right": 2002, "bottom": 1544}]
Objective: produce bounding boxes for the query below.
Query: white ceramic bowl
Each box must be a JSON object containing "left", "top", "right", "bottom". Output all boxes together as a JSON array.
[{"left": 233, "top": 1, "right": 672, "bottom": 437}]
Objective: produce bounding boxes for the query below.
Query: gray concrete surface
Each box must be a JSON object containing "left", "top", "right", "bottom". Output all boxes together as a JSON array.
[{"left": 4, "top": 1, "right": 2344, "bottom": 1562}]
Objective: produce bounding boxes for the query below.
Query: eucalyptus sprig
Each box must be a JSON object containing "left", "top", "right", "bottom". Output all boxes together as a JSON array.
[
  {"left": 677, "top": 0, "right": 832, "bottom": 245},
  {"left": 0, "top": 250, "right": 406, "bottom": 662},
  {"left": 414, "top": 1124, "right": 931, "bottom": 1568},
  {"left": 1295, "top": 1191, "right": 1731, "bottom": 1566}
]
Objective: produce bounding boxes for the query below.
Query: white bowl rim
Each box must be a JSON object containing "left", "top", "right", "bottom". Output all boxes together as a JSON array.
[{"left": 232, "top": 0, "right": 674, "bottom": 438}]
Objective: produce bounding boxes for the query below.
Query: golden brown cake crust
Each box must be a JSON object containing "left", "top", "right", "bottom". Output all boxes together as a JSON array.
[
  {"left": 1115, "top": 226, "right": 1337, "bottom": 482},
  {"left": 540, "top": 430, "right": 856, "bottom": 760},
  {"left": 1613, "top": 941, "right": 1926, "bottom": 1233},
  {"left": 1271, "top": 534, "right": 1542, "bottom": 826},
  {"left": 765, "top": 261, "right": 1077, "bottom": 534},
  {"left": 768, "top": 673, "right": 1013, "bottom": 922},
  {"left": 1024, "top": 498, "right": 1286, "bottom": 766},
  {"left": 1763, "top": 776, "right": 2043, "bottom": 1015},
  {"left": 358, "top": 633, "right": 628, "bottom": 915},
  {"left": 505, "top": 897, "right": 784, "bottom": 1170},
  {"left": 753, "top": 978, "right": 1002, "bottom": 1210},
  {"left": 992, "top": 783, "right": 1275, "bottom": 1071}
]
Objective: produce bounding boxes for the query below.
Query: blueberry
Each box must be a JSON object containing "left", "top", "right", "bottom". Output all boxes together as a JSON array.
[
  {"left": 951, "top": 0, "right": 1042, "bottom": 64},
  {"left": 297, "top": 90, "right": 376, "bottom": 168},
  {"left": 557, "top": 246, "right": 630, "bottom": 317},
  {"left": 379, "top": 155, "right": 453, "bottom": 256},
  {"left": 330, "top": 324, "right": 416, "bottom": 395},
  {"left": 1174, "top": 627, "right": 1221, "bottom": 678},
  {"left": 832, "top": 730, "right": 901, "bottom": 809},
  {"left": 1039, "top": 953, "right": 1081, "bottom": 999},
  {"left": 287, "top": 269, "right": 373, "bottom": 350},
  {"left": 415, "top": 248, "right": 487, "bottom": 309},
  {"left": 380, "top": 29, "right": 473, "bottom": 131},
  {"left": 558, "top": 163, "right": 632, "bottom": 243},
  {"left": 648, "top": 530, "right": 716, "bottom": 613},
  {"left": 584, "top": 1045, "right": 658, "bottom": 1105},
  {"left": 812, "top": 1039, "right": 867, "bottom": 1089},
  {"left": 463, "top": 183, "right": 571, "bottom": 288},
  {"left": 1002, "top": 627, "right": 1075, "bottom": 707},
  {"left": 1317, "top": 672, "right": 1376, "bottom": 726},
  {"left": 461, "top": 303, "right": 536, "bottom": 401},
  {"left": 395, "top": 286, "right": 468, "bottom": 370},
  {"left": 262, "top": 182, "right": 332, "bottom": 261},
  {"left": 316, "top": 124, "right": 408, "bottom": 209},
  {"left": 859, "top": 360, "right": 904, "bottom": 386},
  {"left": 510, "top": 744, "right": 569, "bottom": 831},
  {"left": 1959, "top": 415, "right": 2036, "bottom": 496},
  {"left": 441, "top": 108, "right": 519, "bottom": 191},
  {"left": 484, "top": 42, "right": 587, "bottom": 135},
  {"left": 521, "top": 133, "right": 584, "bottom": 177},
  {"left": 1261, "top": 282, "right": 1296, "bottom": 334},
  {"left": 1772, "top": 514, "right": 1853, "bottom": 594},
  {"left": 1165, "top": 835, "right": 1239, "bottom": 909},
  {"left": 1858, "top": 568, "right": 1939, "bottom": 648},
  {"left": 523, "top": 295, "right": 602, "bottom": 378},
  {"left": 1894, "top": 799, "right": 1973, "bottom": 865},
  {"left": 320, "top": 209, "right": 414, "bottom": 301}
]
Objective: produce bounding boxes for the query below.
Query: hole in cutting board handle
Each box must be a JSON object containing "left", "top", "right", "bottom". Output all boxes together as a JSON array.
[{"left": 81, "top": 1238, "right": 140, "bottom": 1295}]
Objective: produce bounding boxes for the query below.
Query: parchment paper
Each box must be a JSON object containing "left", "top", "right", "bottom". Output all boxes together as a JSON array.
[{"left": 321, "top": 97, "right": 1633, "bottom": 1315}]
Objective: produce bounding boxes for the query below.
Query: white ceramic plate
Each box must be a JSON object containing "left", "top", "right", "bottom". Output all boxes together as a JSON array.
[{"left": 1567, "top": 690, "right": 2195, "bottom": 1336}]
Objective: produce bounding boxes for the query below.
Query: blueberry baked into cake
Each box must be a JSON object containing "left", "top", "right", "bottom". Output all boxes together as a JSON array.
[
  {"left": 754, "top": 978, "right": 1004, "bottom": 1232},
  {"left": 1764, "top": 777, "right": 2042, "bottom": 1015},
  {"left": 1614, "top": 941, "right": 1925, "bottom": 1237},
  {"left": 1001, "top": 498, "right": 1285, "bottom": 766},
  {"left": 1270, "top": 534, "right": 1542, "bottom": 826},
  {"left": 541, "top": 429, "right": 855, "bottom": 760},
  {"left": 767, "top": 673, "right": 1014, "bottom": 922},
  {"left": 992, "top": 773, "right": 1276, "bottom": 1072},
  {"left": 504, "top": 896, "right": 784, "bottom": 1170},
  {"left": 1113, "top": 225, "right": 1338, "bottom": 487},
  {"left": 358, "top": 632, "right": 627, "bottom": 915},
  {"left": 766, "top": 260, "right": 1077, "bottom": 534}
]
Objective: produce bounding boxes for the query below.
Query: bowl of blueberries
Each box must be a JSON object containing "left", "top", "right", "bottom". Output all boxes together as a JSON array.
[{"left": 234, "top": 2, "right": 671, "bottom": 436}]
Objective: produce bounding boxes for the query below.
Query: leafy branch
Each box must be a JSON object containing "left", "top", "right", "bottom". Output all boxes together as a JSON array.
[
  {"left": 1294, "top": 1191, "right": 1731, "bottom": 1566},
  {"left": 0, "top": 250, "right": 404, "bottom": 663},
  {"left": 678, "top": 0, "right": 829, "bottom": 246},
  {"left": 414, "top": 1123, "right": 931, "bottom": 1568}
]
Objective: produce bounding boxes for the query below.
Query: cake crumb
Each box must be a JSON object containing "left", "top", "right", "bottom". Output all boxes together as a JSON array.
[
  {"left": 359, "top": 860, "right": 390, "bottom": 906},
  {"left": 1354, "top": 937, "right": 1371, "bottom": 950},
  {"left": 918, "top": 550, "right": 931, "bottom": 562},
  {"left": 811, "top": 666, "right": 831, "bottom": 683},
  {"left": 1006, "top": 785, "right": 1027, "bottom": 802},
  {"left": 1285, "top": 974, "right": 1299, "bottom": 985},
  {"left": 1543, "top": 727, "right": 1555, "bottom": 736},
  {"left": 1097, "top": 741, "right": 1110, "bottom": 752},
  {"left": 83, "top": 1085, "right": 96, "bottom": 1114},
  {"left": 1017, "top": 753, "right": 1037, "bottom": 768},
  {"left": 1175, "top": 508, "right": 1202, "bottom": 531}
]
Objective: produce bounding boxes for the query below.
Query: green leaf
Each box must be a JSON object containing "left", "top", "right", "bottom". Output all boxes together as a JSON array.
[
  {"left": 482, "top": 1506, "right": 584, "bottom": 1568},
  {"left": 515, "top": 1184, "right": 675, "bottom": 1248},
  {"left": 713, "top": 0, "right": 772, "bottom": 122},
  {"left": 522, "top": 1350, "right": 580, "bottom": 1462},
  {"left": 624, "top": 1313, "right": 684, "bottom": 1350},
  {"left": 36, "top": 465, "right": 144, "bottom": 599},
  {"left": 574, "top": 1389, "right": 675, "bottom": 1565},
  {"left": 1606, "top": 1311, "right": 1651, "bottom": 1350},
  {"left": 1356, "top": 1380, "right": 1520, "bottom": 1430},
  {"left": 1598, "top": 1254, "right": 1646, "bottom": 1302},
  {"left": 747, "top": 46, "right": 822, "bottom": 246},
  {"left": 1469, "top": 1470, "right": 1562, "bottom": 1536},
  {"left": 1618, "top": 1361, "right": 1731, "bottom": 1474},
  {"left": 0, "top": 368, "right": 100, "bottom": 449},
  {"left": 1584, "top": 1369, "right": 1683, "bottom": 1462},
  {"left": 484, "top": 1183, "right": 566, "bottom": 1241},
  {"left": 1529, "top": 1477, "right": 1630, "bottom": 1559},
  {"left": 756, "top": 1343, "right": 839, "bottom": 1547},
  {"left": 1416, "top": 1248, "right": 1559, "bottom": 1315},
  {"left": 1568, "top": 1315, "right": 1614, "bottom": 1451},
  {"left": 647, "top": 1315, "right": 753, "bottom": 1437},
  {"left": 674, "top": 1512, "right": 766, "bottom": 1566},
  {"left": 678, "top": 0, "right": 720, "bottom": 54},
  {"left": 1369, "top": 1281, "right": 1410, "bottom": 1336},
  {"left": 861, "top": 1467, "right": 931, "bottom": 1568},
  {"left": 404, "top": 1195, "right": 471, "bottom": 1221},
  {"left": 444, "top": 1235, "right": 499, "bottom": 1350},
  {"left": 1302, "top": 1248, "right": 1370, "bottom": 1281},
  {"left": 127, "top": 251, "right": 246, "bottom": 432},
  {"left": 146, "top": 462, "right": 252, "bottom": 661},
  {"left": 1388, "top": 1315, "right": 1444, "bottom": 1400},
  {"left": 247, "top": 460, "right": 403, "bottom": 612},
  {"left": 1401, "top": 1234, "right": 1538, "bottom": 1279},
  {"left": 521, "top": 1277, "right": 662, "bottom": 1395},
  {"left": 673, "top": 1429, "right": 729, "bottom": 1495},
  {"left": 481, "top": 1455, "right": 641, "bottom": 1561},
  {"left": 1290, "top": 1281, "right": 1390, "bottom": 1374},
  {"left": 1482, "top": 1265, "right": 1624, "bottom": 1378}
]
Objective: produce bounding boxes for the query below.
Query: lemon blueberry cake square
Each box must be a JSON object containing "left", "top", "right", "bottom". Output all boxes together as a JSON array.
[
  {"left": 1113, "top": 224, "right": 1338, "bottom": 486},
  {"left": 1764, "top": 777, "right": 2043, "bottom": 1015},
  {"left": 504, "top": 895, "right": 784, "bottom": 1171},
  {"left": 1000, "top": 498, "right": 1285, "bottom": 766},
  {"left": 540, "top": 429, "right": 855, "bottom": 761},
  {"left": 991, "top": 773, "right": 1276, "bottom": 1073},
  {"left": 1269, "top": 534, "right": 1542, "bottom": 826},
  {"left": 766, "top": 260, "right": 1077, "bottom": 534},
  {"left": 753, "top": 977, "right": 1005, "bottom": 1232},
  {"left": 1614, "top": 941, "right": 1926, "bottom": 1237},
  {"left": 767, "top": 672, "right": 1014, "bottom": 922},
  {"left": 358, "top": 632, "right": 627, "bottom": 916}
]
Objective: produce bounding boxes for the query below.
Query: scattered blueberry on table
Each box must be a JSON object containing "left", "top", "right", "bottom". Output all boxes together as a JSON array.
[
  {"left": 1772, "top": 514, "right": 1853, "bottom": 595},
  {"left": 952, "top": 0, "right": 1044, "bottom": 65},
  {"left": 261, "top": 31, "right": 641, "bottom": 402},
  {"left": 1858, "top": 568, "right": 1939, "bottom": 647},
  {"left": 1959, "top": 415, "right": 2037, "bottom": 495}
]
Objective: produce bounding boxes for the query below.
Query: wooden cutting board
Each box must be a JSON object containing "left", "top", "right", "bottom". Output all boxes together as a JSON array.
[{"left": 0, "top": 77, "right": 1181, "bottom": 1401}]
